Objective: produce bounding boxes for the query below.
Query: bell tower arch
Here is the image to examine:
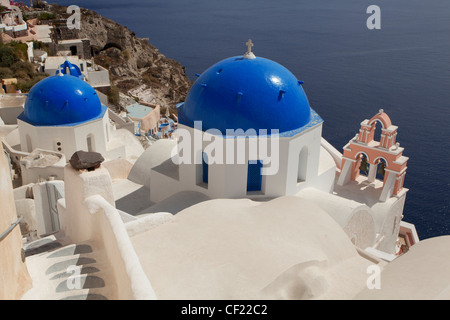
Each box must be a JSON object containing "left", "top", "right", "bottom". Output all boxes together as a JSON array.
[{"left": 337, "top": 110, "right": 408, "bottom": 202}]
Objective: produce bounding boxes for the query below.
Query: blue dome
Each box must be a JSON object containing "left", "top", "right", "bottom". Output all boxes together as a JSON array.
[
  {"left": 20, "top": 74, "right": 106, "bottom": 126},
  {"left": 178, "top": 56, "right": 313, "bottom": 135},
  {"left": 57, "top": 60, "right": 83, "bottom": 78}
]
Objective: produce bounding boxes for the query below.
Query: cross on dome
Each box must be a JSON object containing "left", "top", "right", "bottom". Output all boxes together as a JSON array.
[
  {"left": 246, "top": 39, "right": 254, "bottom": 53},
  {"left": 243, "top": 39, "right": 256, "bottom": 59}
]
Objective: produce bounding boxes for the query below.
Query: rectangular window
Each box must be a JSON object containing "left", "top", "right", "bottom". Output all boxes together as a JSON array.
[
  {"left": 202, "top": 152, "right": 208, "bottom": 184},
  {"left": 247, "top": 160, "right": 262, "bottom": 192}
]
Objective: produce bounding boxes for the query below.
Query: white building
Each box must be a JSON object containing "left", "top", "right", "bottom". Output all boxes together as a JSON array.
[
  {"left": 0, "top": 1, "right": 28, "bottom": 38},
  {"left": 1, "top": 67, "right": 144, "bottom": 238},
  {"left": 44, "top": 57, "right": 110, "bottom": 89},
  {"left": 56, "top": 38, "right": 91, "bottom": 60},
  {"left": 16, "top": 72, "right": 118, "bottom": 160},
  {"left": 1, "top": 65, "right": 141, "bottom": 187},
  {"left": 130, "top": 43, "right": 417, "bottom": 257},
  {"left": 149, "top": 52, "right": 333, "bottom": 202}
]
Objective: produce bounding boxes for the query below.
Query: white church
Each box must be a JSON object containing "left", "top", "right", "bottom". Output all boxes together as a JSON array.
[
  {"left": 1, "top": 60, "right": 143, "bottom": 186},
  {"left": 133, "top": 40, "right": 418, "bottom": 258},
  {"left": 16, "top": 61, "right": 131, "bottom": 160}
]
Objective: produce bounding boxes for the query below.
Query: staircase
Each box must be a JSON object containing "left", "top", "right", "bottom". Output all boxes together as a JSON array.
[{"left": 21, "top": 235, "right": 117, "bottom": 300}]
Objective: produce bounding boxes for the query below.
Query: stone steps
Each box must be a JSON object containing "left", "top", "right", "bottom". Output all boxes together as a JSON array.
[{"left": 22, "top": 236, "right": 116, "bottom": 300}]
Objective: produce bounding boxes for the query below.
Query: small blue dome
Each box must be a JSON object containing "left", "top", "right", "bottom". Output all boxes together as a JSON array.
[
  {"left": 178, "top": 56, "right": 312, "bottom": 135},
  {"left": 21, "top": 74, "right": 105, "bottom": 126},
  {"left": 57, "top": 60, "right": 83, "bottom": 78}
]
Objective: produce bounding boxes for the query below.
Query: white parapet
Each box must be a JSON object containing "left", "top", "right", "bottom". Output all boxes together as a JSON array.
[{"left": 58, "top": 164, "right": 157, "bottom": 299}]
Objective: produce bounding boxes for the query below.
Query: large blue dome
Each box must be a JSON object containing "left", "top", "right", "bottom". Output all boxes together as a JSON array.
[
  {"left": 20, "top": 74, "right": 106, "bottom": 126},
  {"left": 178, "top": 56, "right": 313, "bottom": 135}
]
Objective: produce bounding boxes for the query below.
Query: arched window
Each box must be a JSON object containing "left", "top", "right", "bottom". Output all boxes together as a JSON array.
[
  {"left": 202, "top": 152, "right": 208, "bottom": 184},
  {"left": 105, "top": 124, "right": 110, "bottom": 142},
  {"left": 87, "top": 134, "right": 95, "bottom": 152},
  {"left": 359, "top": 153, "right": 369, "bottom": 176},
  {"left": 297, "top": 147, "right": 308, "bottom": 183},
  {"left": 373, "top": 120, "right": 383, "bottom": 143},
  {"left": 375, "top": 158, "right": 387, "bottom": 180},
  {"left": 25, "top": 134, "right": 33, "bottom": 153},
  {"left": 195, "top": 150, "right": 208, "bottom": 188}
]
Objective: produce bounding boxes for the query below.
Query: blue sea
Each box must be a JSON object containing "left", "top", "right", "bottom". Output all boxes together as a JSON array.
[{"left": 54, "top": 0, "right": 450, "bottom": 240}]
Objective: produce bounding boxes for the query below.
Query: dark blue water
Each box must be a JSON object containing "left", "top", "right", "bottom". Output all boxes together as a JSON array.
[{"left": 54, "top": 0, "right": 450, "bottom": 240}]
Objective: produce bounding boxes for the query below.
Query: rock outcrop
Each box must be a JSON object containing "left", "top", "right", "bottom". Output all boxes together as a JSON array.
[
  {"left": 69, "top": 150, "right": 104, "bottom": 171},
  {"left": 74, "top": 7, "right": 192, "bottom": 111}
]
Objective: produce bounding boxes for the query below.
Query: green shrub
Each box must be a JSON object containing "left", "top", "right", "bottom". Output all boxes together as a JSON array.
[
  {"left": 122, "top": 49, "right": 130, "bottom": 61},
  {"left": 7, "top": 41, "right": 28, "bottom": 60},
  {"left": 0, "top": 45, "right": 20, "bottom": 67},
  {"left": 33, "top": 40, "right": 50, "bottom": 55},
  {"left": 16, "top": 73, "right": 48, "bottom": 92},
  {"left": 0, "top": 67, "right": 13, "bottom": 79},
  {"left": 38, "top": 12, "right": 57, "bottom": 21},
  {"left": 11, "top": 61, "right": 35, "bottom": 78},
  {"left": 107, "top": 85, "right": 120, "bottom": 106}
]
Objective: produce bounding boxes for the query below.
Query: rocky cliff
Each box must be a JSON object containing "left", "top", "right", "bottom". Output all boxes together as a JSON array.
[{"left": 66, "top": 6, "right": 192, "bottom": 111}]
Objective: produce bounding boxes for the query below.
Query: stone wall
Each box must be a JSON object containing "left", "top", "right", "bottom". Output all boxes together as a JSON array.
[{"left": 0, "top": 143, "right": 32, "bottom": 299}]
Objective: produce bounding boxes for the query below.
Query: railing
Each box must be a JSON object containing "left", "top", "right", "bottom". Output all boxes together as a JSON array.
[
  {"left": 2, "top": 139, "right": 29, "bottom": 166},
  {"left": 0, "top": 216, "right": 23, "bottom": 242},
  {"left": 320, "top": 137, "right": 343, "bottom": 169},
  {"left": 107, "top": 109, "right": 135, "bottom": 134}
]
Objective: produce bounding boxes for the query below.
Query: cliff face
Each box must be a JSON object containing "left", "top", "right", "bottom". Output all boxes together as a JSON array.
[{"left": 76, "top": 7, "right": 192, "bottom": 110}]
